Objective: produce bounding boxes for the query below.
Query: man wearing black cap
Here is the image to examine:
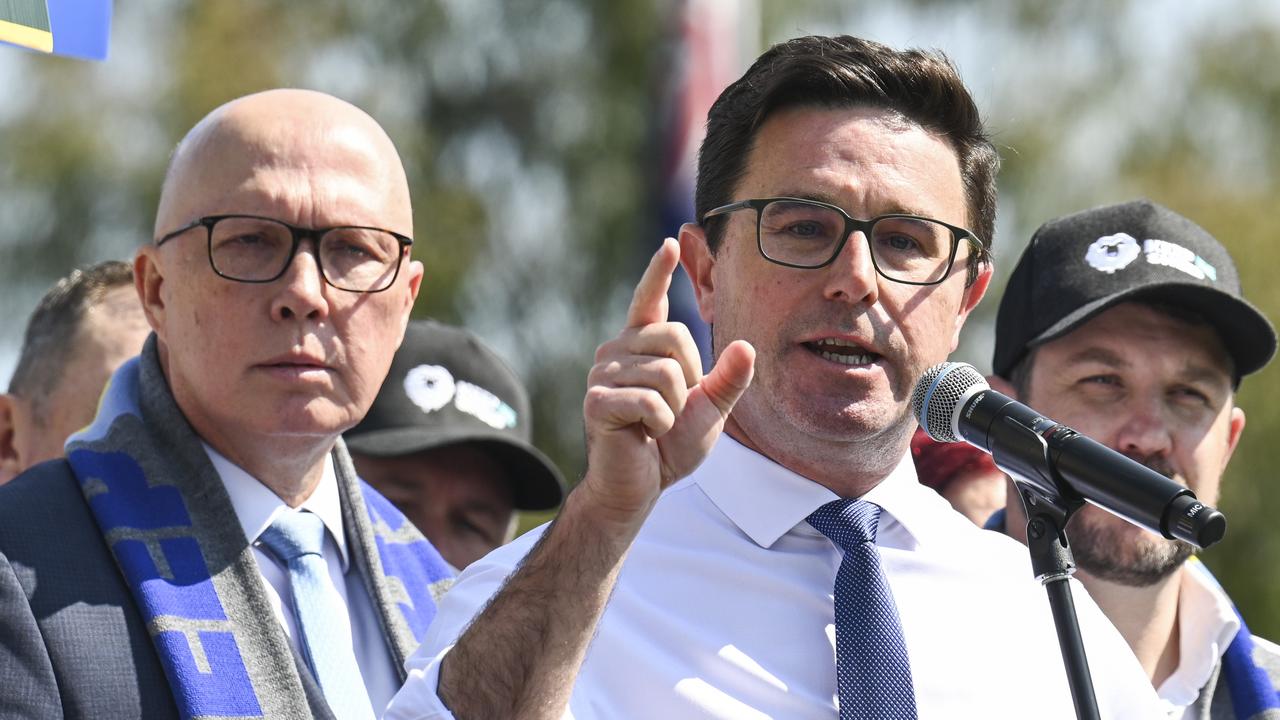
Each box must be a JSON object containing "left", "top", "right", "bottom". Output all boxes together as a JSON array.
[
  {"left": 344, "top": 320, "right": 565, "bottom": 570},
  {"left": 990, "top": 199, "right": 1280, "bottom": 719}
]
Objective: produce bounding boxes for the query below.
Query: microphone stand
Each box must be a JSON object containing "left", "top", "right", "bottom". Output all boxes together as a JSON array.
[
  {"left": 992, "top": 417, "right": 1100, "bottom": 720},
  {"left": 1013, "top": 482, "right": 1099, "bottom": 720}
]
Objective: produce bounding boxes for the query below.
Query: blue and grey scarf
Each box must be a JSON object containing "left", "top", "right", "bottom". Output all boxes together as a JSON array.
[
  {"left": 1187, "top": 559, "right": 1280, "bottom": 720},
  {"left": 66, "top": 338, "right": 453, "bottom": 719}
]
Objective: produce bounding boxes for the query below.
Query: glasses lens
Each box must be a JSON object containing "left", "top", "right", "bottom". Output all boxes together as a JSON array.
[
  {"left": 209, "top": 217, "right": 294, "bottom": 281},
  {"left": 320, "top": 228, "right": 404, "bottom": 291},
  {"left": 870, "top": 216, "right": 956, "bottom": 283},
  {"left": 758, "top": 200, "right": 847, "bottom": 267}
]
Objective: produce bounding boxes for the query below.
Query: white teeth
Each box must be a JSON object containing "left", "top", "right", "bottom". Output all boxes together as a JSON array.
[
  {"left": 817, "top": 338, "right": 860, "bottom": 349},
  {"left": 812, "top": 338, "right": 873, "bottom": 364},
  {"left": 819, "top": 350, "right": 873, "bottom": 365}
]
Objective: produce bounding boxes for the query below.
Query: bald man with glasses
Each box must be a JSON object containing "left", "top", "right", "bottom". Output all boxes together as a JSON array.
[{"left": 0, "top": 89, "right": 451, "bottom": 720}]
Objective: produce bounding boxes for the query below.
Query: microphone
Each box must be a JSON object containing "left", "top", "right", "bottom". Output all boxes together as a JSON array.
[{"left": 911, "top": 362, "right": 1226, "bottom": 549}]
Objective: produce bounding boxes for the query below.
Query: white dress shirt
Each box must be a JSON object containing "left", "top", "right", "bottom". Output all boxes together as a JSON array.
[
  {"left": 1159, "top": 561, "right": 1242, "bottom": 718},
  {"left": 385, "top": 436, "right": 1162, "bottom": 719},
  {"left": 204, "top": 445, "right": 401, "bottom": 714}
]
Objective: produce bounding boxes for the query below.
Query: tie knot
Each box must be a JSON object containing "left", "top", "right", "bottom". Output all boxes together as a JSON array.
[
  {"left": 807, "top": 498, "right": 881, "bottom": 550},
  {"left": 258, "top": 510, "right": 326, "bottom": 562}
]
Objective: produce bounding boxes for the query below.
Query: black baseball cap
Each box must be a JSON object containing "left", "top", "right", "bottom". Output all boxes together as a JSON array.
[
  {"left": 345, "top": 319, "right": 566, "bottom": 511},
  {"left": 993, "top": 199, "right": 1276, "bottom": 381}
]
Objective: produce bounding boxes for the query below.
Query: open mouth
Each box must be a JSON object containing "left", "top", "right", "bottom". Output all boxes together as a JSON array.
[{"left": 803, "top": 338, "right": 879, "bottom": 366}]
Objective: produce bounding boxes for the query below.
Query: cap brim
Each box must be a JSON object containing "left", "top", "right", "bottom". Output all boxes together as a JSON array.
[
  {"left": 344, "top": 427, "right": 567, "bottom": 511},
  {"left": 1028, "top": 282, "right": 1277, "bottom": 378}
]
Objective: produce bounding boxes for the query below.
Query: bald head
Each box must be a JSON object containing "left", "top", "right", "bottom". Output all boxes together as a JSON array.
[
  {"left": 136, "top": 89, "right": 423, "bottom": 500},
  {"left": 155, "top": 89, "right": 412, "bottom": 240}
]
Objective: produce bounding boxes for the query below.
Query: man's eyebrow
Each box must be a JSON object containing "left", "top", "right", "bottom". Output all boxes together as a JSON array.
[
  {"left": 1174, "top": 363, "right": 1234, "bottom": 391},
  {"left": 458, "top": 500, "right": 507, "bottom": 520},
  {"left": 1060, "top": 346, "right": 1129, "bottom": 370},
  {"left": 770, "top": 189, "right": 937, "bottom": 219},
  {"left": 771, "top": 189, "right": 844, "bottom": 207},
  {"left": 1062, "top": 345, "right": 1233, "bottom": 388}
]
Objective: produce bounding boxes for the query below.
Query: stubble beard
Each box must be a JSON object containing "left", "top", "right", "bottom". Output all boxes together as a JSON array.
[{"left": 1066, "top": 455, "right": 1195, "bottom": 587}]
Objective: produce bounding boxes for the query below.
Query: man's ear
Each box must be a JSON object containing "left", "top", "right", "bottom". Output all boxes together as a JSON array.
[
  {"left": 0, "top": 394, "right": 27, "bottom": 484},
  {"left": 1221, "top": 406, "right": 1246, "bottom": 472},
  {"left": 397, "top": 259, "right": 425, "bottom": 341},
  {"left": 678, "top": 223, "right": 716, "bottom": 325},
  {"left": 951, "top": 261, "right": 993, "bottom": 352},
  {"left": 134, "top": 248, "right": 165, "bottom": 337}
]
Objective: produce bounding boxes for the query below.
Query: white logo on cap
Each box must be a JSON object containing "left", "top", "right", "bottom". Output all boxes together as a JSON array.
[
  {"left": 403, "top": 364, "right": 518, "bottom": 430},
  {"left": 1143, "top": 239, "right": 1217, "bottom": 281},
  {"left": 455, "top": 381, "right": 518, "bottom": 430},
  {"left": 1085, "top": 233, "right": 1141, "bottom": 274},
  {"left": 404, "top": 364, "right": 455, "bottom": 413}
]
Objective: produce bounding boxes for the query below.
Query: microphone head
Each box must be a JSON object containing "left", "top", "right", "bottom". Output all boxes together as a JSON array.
[{"left": 912, "top": 362, "right": 988, "bottom": 443}]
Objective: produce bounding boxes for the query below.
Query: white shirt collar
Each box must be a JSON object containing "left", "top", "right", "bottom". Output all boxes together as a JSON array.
[
  {"left": 1156, "top": 558, "right": 1241, "bottom": 709},
  {"left": 203, "top": 443, "right": 350, "bottom": 571},
  {"left": 691, "top": 434, "right": 950, "bottom": 550}
]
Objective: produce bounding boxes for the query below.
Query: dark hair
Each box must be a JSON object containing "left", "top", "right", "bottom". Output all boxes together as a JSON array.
[
  {"left": 8, "top": 261, "right": 136, "bottom": 416},
  {"left": 696, "top": 35, "right": 998, "bottom": 282}
]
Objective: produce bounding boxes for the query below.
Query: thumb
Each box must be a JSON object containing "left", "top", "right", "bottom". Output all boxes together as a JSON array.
[{"left": 700, "top": 340, "right": 755, "bottom": 417}]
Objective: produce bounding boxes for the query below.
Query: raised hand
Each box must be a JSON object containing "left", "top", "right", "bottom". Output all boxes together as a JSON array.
[
  {"left": 579, "top": 237, "right": 755, "bottom": 528},
  {"left": 434, "top": 238, "right": 754, "bottom": 720}
]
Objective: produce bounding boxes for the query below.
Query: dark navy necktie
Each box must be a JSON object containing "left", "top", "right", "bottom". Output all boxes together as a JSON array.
[{"left": 808, "top": 498, "right": 918, "bottom": 719}]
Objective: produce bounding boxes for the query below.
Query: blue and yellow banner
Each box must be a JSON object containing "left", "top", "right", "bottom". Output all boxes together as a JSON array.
[{"left": 0, "top": 0, "right": 110, "bottom": 60}]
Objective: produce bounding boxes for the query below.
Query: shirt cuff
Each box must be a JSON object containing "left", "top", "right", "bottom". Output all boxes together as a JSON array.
[{"left": 382, "top": 644, "right": 457, "bottom": 720}]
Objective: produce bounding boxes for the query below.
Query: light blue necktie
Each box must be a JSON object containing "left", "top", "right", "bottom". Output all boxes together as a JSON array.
[
  {"left": 258, "top": 510, "right": 377, "bottom": 720},
  {"left": 808, "top": 499, "right": 919, "bottom": 719}
]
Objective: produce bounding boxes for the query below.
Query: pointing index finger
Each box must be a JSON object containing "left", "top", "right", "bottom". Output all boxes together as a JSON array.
[{"left": 625, "top": 237, "right": 679, "bottom": 329}]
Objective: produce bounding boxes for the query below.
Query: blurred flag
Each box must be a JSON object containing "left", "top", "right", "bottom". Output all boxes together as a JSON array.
[
  {"left": 656, "top": 0, "right": 756, "bottom": 371},
  {"left": 0, "top": 0, "right": 111, "bottom": 60}
]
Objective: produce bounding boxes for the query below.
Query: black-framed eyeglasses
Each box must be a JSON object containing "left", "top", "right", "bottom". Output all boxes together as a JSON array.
[
  {"left": 155, "top": 214, "right": 414, "bottom": 293},
  {"left": 700, "top": 197, "right": 984, "bottom": 286}
]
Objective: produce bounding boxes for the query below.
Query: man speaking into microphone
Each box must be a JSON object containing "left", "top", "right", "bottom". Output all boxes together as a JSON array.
[
  {"left": 986, "top": 200, "right": 1280, "bottom": 718},
  {"left": 388, "top": 35, "right": 1160, "bottom": 719}
]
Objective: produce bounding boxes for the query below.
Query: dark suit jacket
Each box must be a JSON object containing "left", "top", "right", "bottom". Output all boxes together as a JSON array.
[{"left": 0, "top": 459, "right": 335, "bottom": 720}]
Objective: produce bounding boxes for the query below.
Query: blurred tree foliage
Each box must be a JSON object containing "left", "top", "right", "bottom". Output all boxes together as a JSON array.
[{"left": 2, "top": 0, "right": 1280, "bottom": 637}]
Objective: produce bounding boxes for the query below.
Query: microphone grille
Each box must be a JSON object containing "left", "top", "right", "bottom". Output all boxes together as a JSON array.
[{"left": 911, "top": 362, "right": 988, "bottom": 443}]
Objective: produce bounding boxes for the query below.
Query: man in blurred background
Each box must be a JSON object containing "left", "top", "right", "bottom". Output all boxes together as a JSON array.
[
  {"left": 345, "top": 319, "right": 565, "bottom": 570},
  {"left": 0, "top": 260, "right": 149, "bottom": 484},
  {"left": 0, "top": 89, "right": 451, "bottom": 720},
  {"left": 990, "top": 199, "right": 1280, "bottom": 718}
]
